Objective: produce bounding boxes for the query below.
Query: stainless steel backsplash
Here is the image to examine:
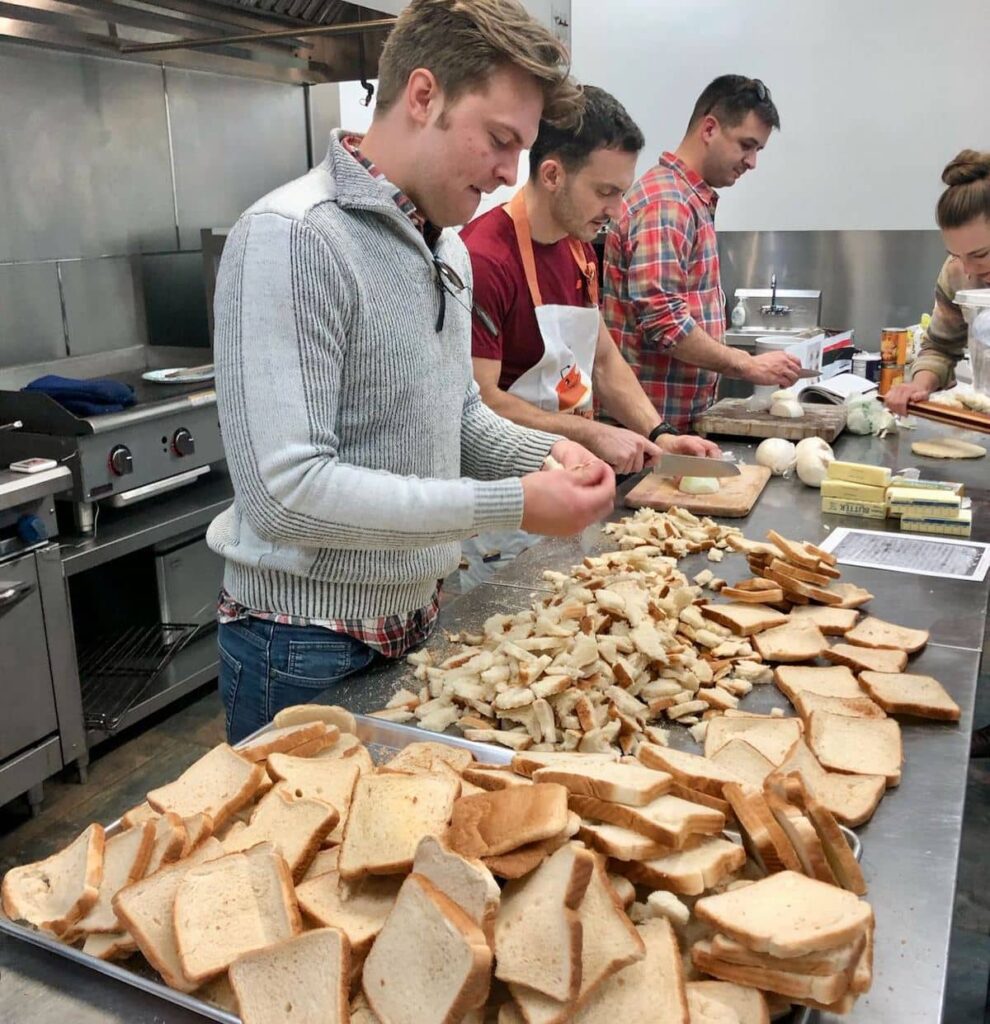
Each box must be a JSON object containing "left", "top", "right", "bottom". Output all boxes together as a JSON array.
[{"left": 718, "top": 230, "right": 947, "bottom": 352}]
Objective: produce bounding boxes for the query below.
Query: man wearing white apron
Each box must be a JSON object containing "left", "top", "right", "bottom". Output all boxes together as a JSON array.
[{"left": 460, "top": 86, "right": 719, "bottom": 585}]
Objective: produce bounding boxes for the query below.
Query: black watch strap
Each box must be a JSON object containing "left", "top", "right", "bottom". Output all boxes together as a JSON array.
[{"left": 648, "top": 423, "right": 679, "bottom": 443}]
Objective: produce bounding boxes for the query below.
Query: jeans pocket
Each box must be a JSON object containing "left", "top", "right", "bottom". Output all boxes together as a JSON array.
[
  {"left": 269, "top": 637, "right": 376, "bottom": 721},
  {"left": 217, "top": 641, "right": 242, "bottom": 739}
]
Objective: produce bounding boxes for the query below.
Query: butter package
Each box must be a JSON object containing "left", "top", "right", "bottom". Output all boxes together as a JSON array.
[
  {"left": 889, "top": 476, "right": 965, "bottom": 495},
  {"left": 821, "top": 496, "right": 887, "bottom": 520},
  {"left": 886, "top": 487, "right": 962, "bottom": 518},
  {"left": 900, "top": 509, "right": 972, "bottom": 537},
  {"left": 821, "top": 479, "right": 888, "bottom": 503},
  {"left": 826, "top": 461, "right": 892, "bottom": 487}
]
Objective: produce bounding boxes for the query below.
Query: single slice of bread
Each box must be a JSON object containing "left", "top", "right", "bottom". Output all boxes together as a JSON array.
[
  {"left": 120, "top": 802, "right": 160, "bottom": 829},
  {"left": 768, "top": 740, "right": 885, "bottom": 829},
  {"left": 685, "top": 987, "right": 740, "bottom": 1024},
  {"left": 301, "top": 846, "right": 339, "bottom": 882},
  {"left": 752, "top": 623, "right": 828, "bottom": 663},
  {"left": 708, "top": 740, "right": 776, "bottom": 789},
  {"left": 571, "top": 917, "right": 690, "bottom": 1024},
  {"left": 763, "top": 794, "right": 838, "bottom": 887},
  {"left": 669, "top": 781, "right": 733, "bottom": 819},
  {"left": 808, "top": 712, "right": 903, "bottom": 786},
  {"left": 295, "top": 866, "right": 402, "bottom": 962},
  {"left": 509, "top": 858, "right": 645, "bottom": 1023},
  {"left": 311, "top": 733, "right": 374, "bottom": 774},
  {"left": 822, "top": 644, "right": 908, "bottom": 674},
  {"left": 382, "top": 740, "right": 474, "bottom": 776},
  {"left": 237, "top": 722, "right": 336, "bottom": 762},
  {"left": 510, "top": 751, "right": 619, "bottom": 778},
  {"left": 619, "top": 835, "right": 747, "bottom": 896},
  {"left": 173, "top": 842, "right": 302, "bottom": 984},
  {"left": 362, "top": 873, "right": 492, "bottom": 1024},
  {"left": 858, "top": 671, "right": 961, "bottom": 721},
  {"left": 694, "top": 870, "right": 872, "bottom": 959},
  {"left": 721, "top": 783, "right": 802, "bottom": 875},
  {"left": 567, "top": 793, "right": 724, "bottom": 848},
  {"left": 699, "top": 604, "right": 789, "bottom": 637},
  {"left": 2, "top": 823, "right": 105, "bottom": 936},
  {"left": 338, "top": 773, "right": 460, "bottom": 880},
  {"left": 273, "top": 703, "right": 357, "bottom": 735},
  {"left": 229, "top": 926, "right": 350, "bottom": 1024},
  {"left": 145, "top": 813, "right": 189, "bottom": 875},
  {"left": 772, "top": 665, "right": 863, "bottom": 703},
  {"left": 792, "top": 691, "right": 886, "bottom": 725},
  {"left": 638, "top": 744, "right": 744, "bottom": 798},
  {"left": 494, "top": 842, "right": 595, "bottom": 1001},
  {"left": 146, "top": 743, "right": 265, "bottom": 828},
  {"left": 704, "top": 717, "right": 803, "bottom": 767},
  {"left": 773, "top": 774, "right": 866, "bottom": 896},
  {"left": 112, "top": 837, "right": 224, "bottom": 991},
  {"left": 691, "top": 939, "right": 850, "bottom": 1005},
  {"left": 481, "top": 810, "right": 579, "bottom": 879},
  {"left": 844, "top": 616, "right": 929, "bottom": 653},
  {"left": 461, "top": 765, "right": 533, "bottom": 791},
  {"left": 446, "top": 783, "right": 569, "bottom": 859},
  {"left": 821, "top": 582, "right": 873, "bottom": 609},
  {"left": 221, "top": 786, "right": 338, "bottom": 882},
  {"left": 576, "top": 821, "right": 674, "bottom": 862},
  {"left": 709, "top": 931, "right": 864, "bottom": 976},
  {"left": 688, "top": 981, "right": 770, "bottom": 1024},
  {"left": 412, "top": 834, "right": 500, "bottom": 944},
  {"left": 180, "top": 813, "right": 214, "bottom": 856},
  {"left": 532, "top": 760, "right": 671, "bottom": 806},
  {"left": 267, "top": 753, "right": 361, "bottom": 844},
  {"left": 82, "top": 930, "right": 138, "bottom": 961},
  {"left": 787, "top": 606, "right": 860, "bottom": 636},
  {"left": 74, "top": 822, "right": 156, "bottom": 934}
]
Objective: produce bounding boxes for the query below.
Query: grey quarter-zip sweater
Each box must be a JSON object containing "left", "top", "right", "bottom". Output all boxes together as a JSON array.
[{"left": 207, "top": 130, "right": 560, "bottom": 620}]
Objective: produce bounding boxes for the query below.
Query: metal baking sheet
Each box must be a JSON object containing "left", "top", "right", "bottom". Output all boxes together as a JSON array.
[{"left": 0, "top": 715, "right": 860, "bottom": 1023}]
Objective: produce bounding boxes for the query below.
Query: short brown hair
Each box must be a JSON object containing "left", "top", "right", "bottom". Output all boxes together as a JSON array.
[
  {"left": 687, "top": 75, "right": 780, "bottom": 132},
  {"left": 936, "top": 149, "right": 990, "bottom": 230},
  {"left": 375, "top": 0, "right": 582, "bottom": 127}
]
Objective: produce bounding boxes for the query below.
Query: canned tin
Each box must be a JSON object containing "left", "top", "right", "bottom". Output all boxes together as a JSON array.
[
  {"left": 880, "top": 328, "right": 909, "bottom": 365},
  {"left": 852, "top": 352, "right": 882, "bottom": 383},
  {"left": 878, "top": 363, "right": 904, "bottom": 397}
]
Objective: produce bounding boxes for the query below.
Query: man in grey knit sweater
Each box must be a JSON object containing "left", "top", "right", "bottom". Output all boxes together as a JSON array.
[{"left": 208, "top": 0, "right": 615, "bottom": 741}]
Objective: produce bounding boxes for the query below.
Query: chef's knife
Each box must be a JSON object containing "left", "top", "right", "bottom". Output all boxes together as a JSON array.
[{"left": 653, "top": 454, "right": 741, "bottom": 478}]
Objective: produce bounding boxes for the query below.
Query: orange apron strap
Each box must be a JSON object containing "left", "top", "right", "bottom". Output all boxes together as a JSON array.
[
  {"left": 568, "top": 238, "right": 599, "bottom": 307},
  {"left": 506, "top": 190, "right": 544, "bottom": 308}
]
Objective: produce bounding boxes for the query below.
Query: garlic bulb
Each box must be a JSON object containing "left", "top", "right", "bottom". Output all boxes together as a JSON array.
[
  {"left": 677, "top": 476, "right": 721, "bottom": 494},
  {"left": 755, "top": 437, "right": 797, "bottom": 476},
  {"left": 794, "top": 436, "right": 835, "bottom": 487},
  {"left": 770, "top": 398, "right": 804, "bottom": 418}
]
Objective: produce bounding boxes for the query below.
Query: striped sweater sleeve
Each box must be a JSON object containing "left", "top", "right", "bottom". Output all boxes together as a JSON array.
[{"left": 214, "top": 213, "right": 526, "bottom": 550}]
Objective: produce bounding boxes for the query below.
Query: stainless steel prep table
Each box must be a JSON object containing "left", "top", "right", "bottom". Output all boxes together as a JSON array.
[{"left": 1, "top": 427, "right": 986, "bottom": 1023}]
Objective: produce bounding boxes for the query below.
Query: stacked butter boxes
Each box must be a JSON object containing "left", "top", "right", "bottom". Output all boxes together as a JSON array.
[{"left": 821, "top": 461, "right": 971, "bottom": 536}]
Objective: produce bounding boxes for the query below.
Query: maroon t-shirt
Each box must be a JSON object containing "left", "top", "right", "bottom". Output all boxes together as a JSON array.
[{"left": 460, "top": 206, "right": 597, "bottom": 391}]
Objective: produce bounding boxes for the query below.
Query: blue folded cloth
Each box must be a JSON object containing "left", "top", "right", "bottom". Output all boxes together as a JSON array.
[{"left": 23, "top": 375, "right": 136, "bottom": 417}]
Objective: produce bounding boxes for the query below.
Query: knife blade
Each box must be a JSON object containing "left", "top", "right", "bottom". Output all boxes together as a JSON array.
[
  {"left": 796, "top": 368, "right": 820, "bottom": 379},
  {"left": 653, "top": 454, "right": 741, "bottom": 478}
]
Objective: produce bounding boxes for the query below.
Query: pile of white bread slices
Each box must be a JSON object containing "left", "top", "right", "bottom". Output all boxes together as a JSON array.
[{"left": 2, "top": 703, "right": 876, "bottom": 1024}]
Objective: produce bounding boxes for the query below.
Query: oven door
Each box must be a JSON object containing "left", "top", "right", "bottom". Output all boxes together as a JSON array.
[{"left": 0, "top": 552, "right": 59, "bottom": 761}]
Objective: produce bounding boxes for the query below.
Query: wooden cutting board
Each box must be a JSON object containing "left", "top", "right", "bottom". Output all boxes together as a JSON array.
[
  {"left": 694, "top": 399, "right": 847, "bottom": 441},
  {"left": 624, "top": 464, "right": 772, "bottom": 517}
]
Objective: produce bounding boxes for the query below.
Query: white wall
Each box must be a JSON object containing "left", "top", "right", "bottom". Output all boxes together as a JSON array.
[{"left": 569, "top": 0, "right": 990, "bottom": 231}]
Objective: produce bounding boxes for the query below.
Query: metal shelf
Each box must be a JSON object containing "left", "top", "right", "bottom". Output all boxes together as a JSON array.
[{"left": 59, "top": 472, "right": 233, "bottom": 577}]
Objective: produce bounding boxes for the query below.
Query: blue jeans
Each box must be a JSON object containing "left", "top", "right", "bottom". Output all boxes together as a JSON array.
[{"left": 217, "top": 617, "right": 377, "bottom": 743}]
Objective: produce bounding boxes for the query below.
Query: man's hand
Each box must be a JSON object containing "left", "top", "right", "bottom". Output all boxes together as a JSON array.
[
  {"left": 579, "top": 424, "right": 663, "bottom": 475},
  {"left": 884, "top": 378, "right": 935, "bottom": 416},
  {"left": 657, "top": 433, "right": 723, "bottom": 458},
  {"left": 523, "top": 441, "right": 615, "bottom": 536},
  {"left": 744, "top": 351, "right": 802, "bottom": 387}
]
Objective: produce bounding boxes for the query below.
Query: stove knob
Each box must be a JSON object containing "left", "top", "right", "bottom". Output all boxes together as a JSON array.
[
  {"left": 109, "top": 445, "right": 133, "bottom": 476},
  {"left": 172, "top": 428, "right": 195, "bottom": 457}
]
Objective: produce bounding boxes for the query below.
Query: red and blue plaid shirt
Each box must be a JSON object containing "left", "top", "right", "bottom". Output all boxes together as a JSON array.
[
  {"left": 217, "top": 134, "right": 439, "bottom": 658},
  {"left": 603, "top": 152, "right": 725, "bottom": 431}
]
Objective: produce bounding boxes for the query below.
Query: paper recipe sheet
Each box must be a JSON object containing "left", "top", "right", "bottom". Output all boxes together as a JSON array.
[{"left": 818, "top": 528, "right": 990, "bottom": 582}]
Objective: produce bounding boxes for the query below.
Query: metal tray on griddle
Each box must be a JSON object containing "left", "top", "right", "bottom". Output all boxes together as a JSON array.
[{"left": 0, "top": 715, "right": 860, "bottom": 1023}]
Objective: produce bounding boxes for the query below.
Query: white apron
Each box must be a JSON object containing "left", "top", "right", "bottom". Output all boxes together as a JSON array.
[{"left": 460, "top": 191, "right": 602, "bottom": 591}]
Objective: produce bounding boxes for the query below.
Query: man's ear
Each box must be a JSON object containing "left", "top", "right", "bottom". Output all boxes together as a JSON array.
[
  {"left": 699, "top": 114, "right": 720, "bottom": 144},
  {"left": 405, "top": 67, "right": 443, "bottom": 127},
  {"left": 538, "top": 156, "right": 565, "bottom": 192}
]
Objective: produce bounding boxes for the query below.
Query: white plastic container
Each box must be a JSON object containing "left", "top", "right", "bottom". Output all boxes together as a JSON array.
[{"left": 956, "top": 289, "right": 990, "bottom": 392}]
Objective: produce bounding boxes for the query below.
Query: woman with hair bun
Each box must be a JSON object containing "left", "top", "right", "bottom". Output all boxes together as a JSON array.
[{"left": 885, "top": 149, "right": 990, "bottom": 415}]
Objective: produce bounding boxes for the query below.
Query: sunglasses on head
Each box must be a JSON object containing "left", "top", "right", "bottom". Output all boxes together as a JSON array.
[{"left": 703, "top": 78, "right": 772, "bottom": 118}]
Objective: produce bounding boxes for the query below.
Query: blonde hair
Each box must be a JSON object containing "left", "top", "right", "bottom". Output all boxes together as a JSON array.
[
  {"left": 936, "top": 149, "right": 990, "bottom": 230},
  {"left": 375, "top": 0, "right": 582, "bottom": 127}
]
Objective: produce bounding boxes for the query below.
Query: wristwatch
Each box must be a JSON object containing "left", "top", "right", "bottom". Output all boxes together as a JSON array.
[{"left": 648, "top": 423, "right": 679, "bottom": 443}]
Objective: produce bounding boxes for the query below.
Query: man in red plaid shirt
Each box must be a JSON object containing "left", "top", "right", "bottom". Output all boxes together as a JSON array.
[{"left": 603, "top": 76, "right": 801, "bottom": 430}]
